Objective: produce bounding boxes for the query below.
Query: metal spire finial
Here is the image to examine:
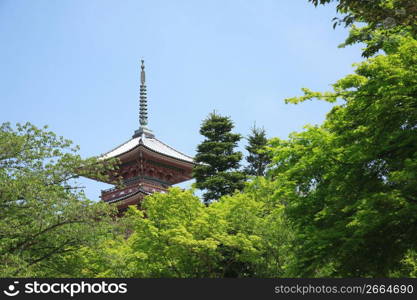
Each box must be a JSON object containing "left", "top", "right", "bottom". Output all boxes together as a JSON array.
[
  {"left": 133, "top": 59, "right": 154, "bottom": 138},
  {"left": 139, "top": 60, "right": 148, "bottom": 127},
  {"left": 140, "top": 59, "right": 145, "bottom": 85}
]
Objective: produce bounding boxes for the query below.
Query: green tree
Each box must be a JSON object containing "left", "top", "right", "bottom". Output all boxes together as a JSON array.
[
  {"left": 92, "top": 184, "right": 293, "bottom": 278},
  {"left": 244, "top": 126, "right": 271, "bottom": 177},
  {"left": 309, "top": 0, "right": 416, "bottom": 28},
  {"left": 0, "top": 122, "right": 117, "bottom": 277},
  {"left": 308, "top": 0, "right": 417, "bottom": 57},
  {"left": 269, "top": 36, "right": 417, "bottom": 277},
  {"left": 193, "top": 112, "right": 246, "bottom": 203}
]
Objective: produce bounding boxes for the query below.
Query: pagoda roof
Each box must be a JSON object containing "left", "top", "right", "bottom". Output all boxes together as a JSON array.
[
  {"left": 104, "top": 188, "right": 150, "bottom": 204},
  {"left": 98, "top": 61, "right": 194, "bottom": 166},
  {"left": 100, "top": 134, "right": 194, "bottom": 164}
]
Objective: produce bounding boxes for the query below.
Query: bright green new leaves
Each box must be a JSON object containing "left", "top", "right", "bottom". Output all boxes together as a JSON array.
[
  {"left": 89, "top": 185, "right": 293, "bottom": 278},
  {"left": 269, "top": 37, "right": 417, "bottom": 277},
  {"left": 0, "top": 122, "right": 117, "bottom": 277},
  {"left": 127, "top": 189, "right": 216, "bottom": 277}
]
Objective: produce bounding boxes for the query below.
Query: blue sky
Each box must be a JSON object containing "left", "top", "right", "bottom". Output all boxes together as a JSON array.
[{"left": 0, "top": 0, "right": 363, "bottom": 200}]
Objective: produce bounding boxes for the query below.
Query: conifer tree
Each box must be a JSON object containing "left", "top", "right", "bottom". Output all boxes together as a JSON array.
[
  {"left": 193, "top": 112, "right": 246, "bottom": 203},
  {"left": 244, "top": 126, "right": 271, "bottom": 176}
]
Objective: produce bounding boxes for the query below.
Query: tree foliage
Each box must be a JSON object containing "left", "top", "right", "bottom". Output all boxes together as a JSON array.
[
  {"left": 309, "top": 0, "right": 416, "bottom": 28},
  {"left": 0, "top": 122, "right": 118, "bottom": 277},
  {"left": 193, "top": 112, "right": 246, "bottom": 203},
  {"left": 308, "top": 0, "right": 416, "bottom": 57},
  {"left": 1, "top": 0, "right": 416, "bottom": 279},
  {"left": 245, "top": 126, "right": 271, "bottom": 177},
  {"left": 271, "top": 36, "right": 417, "bottom": 277},
  {"left": 65, "top": 184, "right": 293, "bottom": 278}
]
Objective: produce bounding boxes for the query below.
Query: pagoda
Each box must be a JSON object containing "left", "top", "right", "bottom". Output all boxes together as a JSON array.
[{"left": 97, "top": 60, "right": 194, "bottom": 212}]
